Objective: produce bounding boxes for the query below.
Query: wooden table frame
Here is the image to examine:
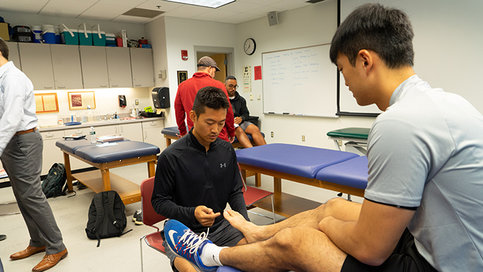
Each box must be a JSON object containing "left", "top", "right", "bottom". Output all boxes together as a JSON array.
[
  {"left": 239, "top": 163, "right": 364, "bottom": 217},
  {"left": 62, "top": 150, "right": 156, "bottom": 205}
]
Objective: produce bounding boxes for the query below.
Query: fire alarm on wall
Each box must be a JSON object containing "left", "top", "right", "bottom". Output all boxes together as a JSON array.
[{"left": 181, "top": 50, "right": 188, "bottom": 61}]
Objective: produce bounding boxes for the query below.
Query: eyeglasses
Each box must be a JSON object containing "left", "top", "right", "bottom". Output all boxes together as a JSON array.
[{"left": 228, "top": 84, "right": 238, "bottom": 88}]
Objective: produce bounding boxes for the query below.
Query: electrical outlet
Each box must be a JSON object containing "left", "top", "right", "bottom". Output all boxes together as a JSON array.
[
  {"left": 302, "top": 135, "right": 306, "bottom": 142},
  {"left": 271, "top": 131, "right": 274, "bottom": 138},
  {"left": 250, "top": 93, "right": 254, "bottom": 101},
  {"left": 135, "top": 99, "right": 139, "bottom": 105}
]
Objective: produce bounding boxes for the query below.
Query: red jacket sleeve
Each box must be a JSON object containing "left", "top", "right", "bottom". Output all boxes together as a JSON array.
[
  {"left": 174, "top": 88, "right": 187, "bottom": 136},
  {"left": 221, "top": 85, "right": 235, "bottom": 138}
]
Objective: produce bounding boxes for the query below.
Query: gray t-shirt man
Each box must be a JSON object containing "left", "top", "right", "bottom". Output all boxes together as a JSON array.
[{"left": 365, "top": 75, "right": 483, "bottom": 272}]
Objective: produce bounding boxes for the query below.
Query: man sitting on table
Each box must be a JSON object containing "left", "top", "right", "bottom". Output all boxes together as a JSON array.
[
  {"left": 152, "top": 86, "right": 249, "bottom": 272},
  {"left": 162, "top": 3, "right": 483, "bottom": 272},
  {"left": 225, "top": 76, "right": 266, "bottom": 148}
]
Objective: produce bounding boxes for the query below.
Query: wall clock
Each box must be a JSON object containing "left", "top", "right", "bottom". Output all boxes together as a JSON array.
[{"left": 244, "top": 38, "right": 256, "bottom": 55}]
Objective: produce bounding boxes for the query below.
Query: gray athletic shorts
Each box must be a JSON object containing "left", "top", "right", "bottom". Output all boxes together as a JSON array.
[
  {"left": 239, "top": 121, "right": 253, "bottom": 131},
  {"left": 162, "top": 219, "right": 244, "bottom": 271}
]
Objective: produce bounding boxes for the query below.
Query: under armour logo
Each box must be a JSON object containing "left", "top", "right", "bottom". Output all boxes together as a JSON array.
[{"left": 220, "top": 163, "right": 227, "bottom": 168}]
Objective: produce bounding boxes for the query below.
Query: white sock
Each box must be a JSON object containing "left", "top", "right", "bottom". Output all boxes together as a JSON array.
[{"left": 200, "top": 243, "right": 226, "bottom": 267}]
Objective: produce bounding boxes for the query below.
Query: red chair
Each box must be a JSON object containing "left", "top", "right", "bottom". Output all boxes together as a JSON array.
[
  {"left": 239, "top": 168, "right": 276, "bottom": 224},
  {"left": 139, "top": 177, "right": 167, "bottom": 272}
]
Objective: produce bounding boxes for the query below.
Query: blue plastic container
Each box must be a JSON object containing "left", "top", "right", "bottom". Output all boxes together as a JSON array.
[
  {"left": 79, "top": 30, "right": 92, "bottom": 46},
  {"left": 32, "top": 25, "right": 42, "bottom": 43},
  {"left": 106, "top": 33, "right": 116, "bottom": 47},
  {"left": 61, "top": 26, "right": 78, "bottom": 45},
  {"left": 92, "top": 31, "right": 106, "bottom": 46}
]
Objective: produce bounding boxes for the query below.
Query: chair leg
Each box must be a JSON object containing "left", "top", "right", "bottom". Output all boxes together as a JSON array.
[
  {"left": 140, "top": 236, "right": 144, "bottom": 272},
  {"left": 270, "top": 195, "right": 276, "bottom": 224}
]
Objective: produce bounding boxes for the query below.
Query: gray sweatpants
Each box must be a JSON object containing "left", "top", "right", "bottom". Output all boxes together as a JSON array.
[{"left": 1, "top": 131, "right": 65, "bottom": 254}]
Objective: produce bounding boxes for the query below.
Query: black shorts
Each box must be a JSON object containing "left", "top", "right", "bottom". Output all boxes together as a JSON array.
[
  {"left": 163, "top": 219, "right": 244, "bottom": 271},
  {"left": 341, "top": 229, "right": 437, "bottom": 272}
]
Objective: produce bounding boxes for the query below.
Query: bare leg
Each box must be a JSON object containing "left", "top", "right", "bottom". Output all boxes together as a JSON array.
[
  {"left": 219, "top": 226, "right": 346, "bottom": 272},
  {"left": 225, "top": 198, "right": 361, "bottom": 243},
  {"left": 245, "top": 124, "right": 266, "bottom": 146},
  {"left": 235, "top": 127, "right": 253, "bottom": 148}
]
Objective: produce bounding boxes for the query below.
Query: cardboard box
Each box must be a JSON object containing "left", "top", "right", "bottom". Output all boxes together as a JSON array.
[{"left": 0, "top": 23, "right": 9, "bottom": 41}]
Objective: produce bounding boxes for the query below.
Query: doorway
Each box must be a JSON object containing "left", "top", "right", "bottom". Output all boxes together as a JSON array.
[{"left": 195, "top": 46, "right": 234, "bottom": 83}]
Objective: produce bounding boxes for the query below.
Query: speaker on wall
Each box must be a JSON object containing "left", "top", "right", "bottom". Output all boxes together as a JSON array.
[
  {"left": 267, "top": 11, "right": 279, "bottom": 26},
  {"left": 152, "top": 87, "right": 170, "bottom": 109}
]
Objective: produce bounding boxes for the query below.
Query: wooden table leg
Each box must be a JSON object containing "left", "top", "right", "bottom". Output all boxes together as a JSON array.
[
  {"left": 147, "top": 161, "right": 156, "bottom": 177},
  {"left": 255, "top": 173, "right": 261, "bottom": 187},
  {"left": 274, "top": 177, "right": 282, "bottom": 194},
  {"left": 63, "top": 152, "right": 74, "bottom": 192},
  {"left": 165, "top": 137, "right": 171, "bottom": 147},
  {"left": 101, "top": 169, "right": 111, "bottom": 191}
]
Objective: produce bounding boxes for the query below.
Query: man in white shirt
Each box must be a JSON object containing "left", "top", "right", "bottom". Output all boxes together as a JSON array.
[{"left": 0, "top": 38, "right": 67, "bottom": 272}]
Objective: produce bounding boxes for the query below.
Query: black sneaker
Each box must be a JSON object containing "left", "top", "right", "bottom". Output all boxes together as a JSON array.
[{"left": 133, "top": 210, "right": 143, "bottom": 225}]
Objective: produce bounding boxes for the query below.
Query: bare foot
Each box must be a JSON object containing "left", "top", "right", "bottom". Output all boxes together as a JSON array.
[{"left": 224, "top": 210, "right": 265, "bottom": 243}]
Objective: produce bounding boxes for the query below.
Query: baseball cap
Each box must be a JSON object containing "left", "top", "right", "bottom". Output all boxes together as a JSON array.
[{"left": 197, "top": 56, "right": 220, "bottom": 71}]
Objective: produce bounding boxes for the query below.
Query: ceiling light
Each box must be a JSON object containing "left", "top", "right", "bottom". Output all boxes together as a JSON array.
[{"left": 164, "top": 0, "right": 236, "bottom": 9}]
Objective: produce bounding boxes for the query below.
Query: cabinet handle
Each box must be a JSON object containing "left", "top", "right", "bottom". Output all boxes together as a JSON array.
[
  {"left": 44, "top": 86, "right": 53, "bottom": 89},
  {"left": 111, "top": 84, "right": 118, "bottom": 87},
  {"left": 135, "top": 84, "right": 141, "bottom": 87},
  {"left": 57, "top": 86, "right": 66, "bottom": 89},
  {"left": 100, "top": 85, "right": 107, "bottom": 88}
]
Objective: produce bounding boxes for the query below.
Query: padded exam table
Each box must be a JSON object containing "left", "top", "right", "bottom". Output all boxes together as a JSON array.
[
  {"left": 327, "top": 127, "right": 370, "bottom": 155},
  {"left": 56, "top": 139, "right": 160, "bottom": 204},
  {"left": 236, "top": 143, "right": 368, "bottom": 217}
]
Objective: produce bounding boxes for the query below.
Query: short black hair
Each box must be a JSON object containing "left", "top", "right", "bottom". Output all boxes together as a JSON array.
[
  {"left": 0, "top": 38, "right": 9, "bottom": 60},
  {"left": 330, "top": 3, "right": 414, "bottom": 68},
  {"left": 226, "top": 75, "right": 237, "bottom": 81},
  {"left": 192, "top": 86, "right": 229, "bottom": 116}
]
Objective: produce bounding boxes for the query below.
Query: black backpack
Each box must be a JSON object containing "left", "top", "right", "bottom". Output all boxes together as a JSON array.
[
  {"left": 85, "top": 191, "right": 131, "bottom": 247},
  {"left": 41, "top": 163, "right": 67, "bottom": 198}
]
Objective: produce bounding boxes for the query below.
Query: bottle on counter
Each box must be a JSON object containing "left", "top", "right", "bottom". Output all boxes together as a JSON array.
[{"left": 90, "top": 127, "right": 96, "bottom": 144}]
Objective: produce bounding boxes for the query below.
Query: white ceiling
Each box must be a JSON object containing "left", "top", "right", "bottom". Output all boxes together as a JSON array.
[{"left": 0, "top": 0, "right": 313, "bottom": 24}]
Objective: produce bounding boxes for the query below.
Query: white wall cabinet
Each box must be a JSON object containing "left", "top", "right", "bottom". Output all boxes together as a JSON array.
[
  {"left": 40, "top": 130, "right": 65, "bottom": 175},
  {"left": 50, "top": 44, "right": 84, "bottom": 90},
  {"left": 130, "top": 48, "right": 155, "bottom": 87},
  {"left": 6, "top": 42, "right": 21, "bottom": 68},
  {"left": 79, "top": 46, "right": 109, "bottom": 88},
  {"left": 18, "top": 43, "right": 55, "bottom": 90},
  {"left": 142, "top": 119, "right": 165, "bottom": 149},
  {"left": 106, "top": 47, "right": 133, "bottom": 88}
]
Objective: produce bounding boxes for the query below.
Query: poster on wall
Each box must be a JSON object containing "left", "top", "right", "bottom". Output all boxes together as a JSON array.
[
  {"left": 177, "top": 70, "right": 188, "bottom": 85},
  {"left": 68, "top": 91, "right": 96, "bottom": 110},
  {"left": 243, "top": 66, "right": 251, "bottom": 93},
  {"left": 34, "top": 93, "right": 59, "bottom": 113}
]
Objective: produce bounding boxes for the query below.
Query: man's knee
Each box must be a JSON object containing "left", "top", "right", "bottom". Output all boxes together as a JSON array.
[{"left": 315, "top": 197, "right": 347, "bottom": 217}]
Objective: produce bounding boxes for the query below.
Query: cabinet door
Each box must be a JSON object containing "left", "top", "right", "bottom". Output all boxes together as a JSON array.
[
  {"left": 50, "top": 44, "right": 83, "bottom": 89},
  {"left": 63, "top": 127, "right": 91, "bottom": 170},
  {"left": 106, "top": 47, "right": 133, "bottom": 88},
  {"left": 130, "top": 48, "right": 154, "bottom": 87},
  {"left": 94, "top": 124, "right": 118, "bottom": 138},
  {"left": 79, "top": 46, "right": 109, "bottom": 88},
  {"left": 18, "top": 43, "right": 55, "bottom": 90},
  {"left": 6, "top": 42, "right": 21, "bottom": 68},
  {"left": 142, "top": 120, "right": 165, "bottom": 149},
  {"left": 119, "top": 123, "right": 143, "bottom": 142},
  {"left": 40, "top": 131, "right": 65, "bottom": 175}
]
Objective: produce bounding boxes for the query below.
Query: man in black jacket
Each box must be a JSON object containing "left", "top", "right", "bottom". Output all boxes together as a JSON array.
[
  {"left": 226, "top": 76, "right": 266, "bottom": 148},
  {"left": 152, "top": 86, "right": 249, "bottom": 272}
]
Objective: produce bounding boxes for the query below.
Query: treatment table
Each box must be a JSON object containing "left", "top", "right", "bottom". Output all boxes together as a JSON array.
[
  {"left": 327, "top": 127, "right": 370, "bottom": 155},
  {"left": 56, "top": 139, "right": 160, "bottom": 204},
  {"left": 236, "top": 143, "right": 368, "bottom": 217}
]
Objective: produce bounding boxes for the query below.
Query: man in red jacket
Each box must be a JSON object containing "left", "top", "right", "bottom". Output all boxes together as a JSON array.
[{"left": 174, "top": 56, "right": 235, "bottom": 142}]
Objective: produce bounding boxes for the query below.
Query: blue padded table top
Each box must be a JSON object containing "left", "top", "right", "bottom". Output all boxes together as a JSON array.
[
  {"left": 161, "top": 126, "right": 264, "bottom": 143},
  {"left": 236, "top": 143, "right": 359, "bottom": 179},
  {"left": 56, "top": 140, "right": 160, "bottom": 164},
  {"left": 316, "top": 156, "right": 368, "bottom": 189},
  {"left": 55, "top": 139, "right": 92, "bottom": 154}
]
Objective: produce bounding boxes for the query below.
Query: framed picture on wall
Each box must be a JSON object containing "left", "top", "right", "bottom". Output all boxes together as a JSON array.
[
  {"left": 68, "top": 91, "right": 96, "bottom": 110},
  {"left": 177, "top": 70, "right": 188, "bottom": 85}
]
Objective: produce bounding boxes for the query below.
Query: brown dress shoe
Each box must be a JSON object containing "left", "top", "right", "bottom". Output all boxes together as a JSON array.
[
  {"left": 32, "top": 248, "right": 68, "bottom": 272},
  {"left": 10, "top": 245, "right": 46, "bottom": 260}
]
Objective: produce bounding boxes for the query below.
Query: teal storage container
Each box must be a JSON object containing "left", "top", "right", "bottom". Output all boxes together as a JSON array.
[
  {"left": 79, "top": 30, "right": 92, "bottom": 46},
  {"left": 92, "top": 31, "right": 106, "bottom": 46},
  {"left": 61, "top": 24, "right": 78, "bottom": 45}
]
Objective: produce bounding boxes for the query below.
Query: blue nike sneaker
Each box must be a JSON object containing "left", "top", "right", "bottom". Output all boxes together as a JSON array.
[{"left": 163, "top": 219, "right": 218, "bottom": 272}]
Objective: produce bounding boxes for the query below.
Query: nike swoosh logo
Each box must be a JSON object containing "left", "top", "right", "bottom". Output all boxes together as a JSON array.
[{"left": 168, "top": 230, "right": 178, "bottom": 250}]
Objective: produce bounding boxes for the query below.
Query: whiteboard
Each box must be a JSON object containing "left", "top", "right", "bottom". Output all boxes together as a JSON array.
[
  {"left": 339, "top": 0, "right": 483, "bottom": 116},
  {"left": 262, "top": 44, "right": 338, "bottom": 117}
]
